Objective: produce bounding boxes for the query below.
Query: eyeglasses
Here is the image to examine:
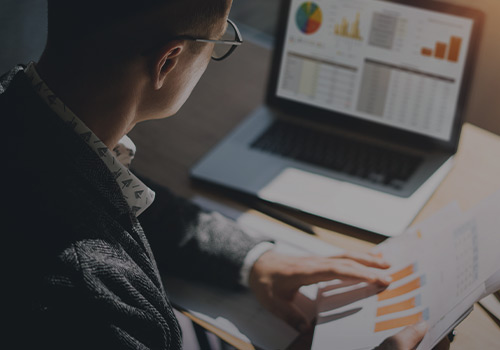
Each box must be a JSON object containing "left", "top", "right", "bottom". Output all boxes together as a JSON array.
[
  {"left": 183, "top": 19, "right": 243, "bottom": 61},
  {"left": 143, "top": 19, "right": 243, "bottom": 61}
]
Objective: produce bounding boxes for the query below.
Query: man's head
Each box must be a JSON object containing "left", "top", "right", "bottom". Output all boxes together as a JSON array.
[
  {"left": 46, "top": 0, "right": 230, "bottom": 54},
  {"left": 42, "top": 0, "right": 233, "bottom": 124}
]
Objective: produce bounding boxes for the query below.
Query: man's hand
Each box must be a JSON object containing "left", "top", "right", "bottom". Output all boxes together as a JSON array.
[
  {"left": 249, "top": 250, "right": 392, "bottom": 332},
  {"left": 375, "top": 322, "right": 450, "bottom": 350}
]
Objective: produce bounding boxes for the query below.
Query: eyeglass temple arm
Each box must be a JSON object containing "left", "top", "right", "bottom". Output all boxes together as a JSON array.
[{"left": 194, "top": 39, "right": 242, "bottom": 45}]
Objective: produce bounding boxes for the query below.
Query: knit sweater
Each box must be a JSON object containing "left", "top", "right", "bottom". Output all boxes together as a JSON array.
[{"left": 2, "top": 66, "right": 262, "bottom": 349}]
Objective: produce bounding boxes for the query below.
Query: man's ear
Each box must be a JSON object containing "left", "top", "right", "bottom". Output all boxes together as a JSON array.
[{"left": 150, "top": 40, "right": 185, "bottom": 90}]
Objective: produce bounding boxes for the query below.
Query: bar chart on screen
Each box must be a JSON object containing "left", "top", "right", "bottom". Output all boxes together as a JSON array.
[
  {"left": 415, "top": 13, "right": 468, "bottom": 66},
  {"left": 421, "top": 36, "right": 463, "bottom": 63},
  {"left": 327, "top": 1, "right": 367, "bottom": 51},
  {"left": 334, "top": 12, "right": 363, "bottom": 41}
]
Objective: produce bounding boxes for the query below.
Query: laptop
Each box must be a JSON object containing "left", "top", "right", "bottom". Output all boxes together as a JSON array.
[{"left": 191, "top": 0, "right": 483, "bottom": 236}]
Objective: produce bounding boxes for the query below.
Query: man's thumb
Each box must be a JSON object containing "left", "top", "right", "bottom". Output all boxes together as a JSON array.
[
  {"left": 377, "top": 321, "right": 428, "bottom": 349},
  {"left": 399, "top": 322, "right": 428, "bottom": 347}
]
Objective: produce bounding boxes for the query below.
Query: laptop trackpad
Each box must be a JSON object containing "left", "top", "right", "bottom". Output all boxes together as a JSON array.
[
  {"left": 256, "top": 166, "right": 450, "bottom": 236},
  {"left": 258, "top": 168, "right": 347, "bottom": 214}
]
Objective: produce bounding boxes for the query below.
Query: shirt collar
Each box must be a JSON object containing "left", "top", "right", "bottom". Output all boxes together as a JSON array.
[{"left": 25, "top": 62, "right": 155, "bottom": 216}]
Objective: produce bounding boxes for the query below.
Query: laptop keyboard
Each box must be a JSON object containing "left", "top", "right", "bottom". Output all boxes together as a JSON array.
[{"left": 250, "top": 121, "right": 423, "bottom": 189}]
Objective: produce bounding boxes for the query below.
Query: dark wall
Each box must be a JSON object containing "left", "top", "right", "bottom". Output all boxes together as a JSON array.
[
  {"left": 435, "top": 0, "right": 500, "bottom": 137},
  {"left": 0, "top": 0, "right": 47, "bottom": 72}
]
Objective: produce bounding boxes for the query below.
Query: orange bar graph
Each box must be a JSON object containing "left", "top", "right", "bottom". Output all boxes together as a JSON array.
[
  {"left": 448, "top": 36, "right": 462, "bottom": 62},
  {"left": 434, "top": 42, "right": 447, "bottom": 59},
  {"left": 377, "top": 276, "right": 424, "bottom": 301},
  {"left": 376, "top": 296, "right": 420, "bottom": 317},
  {"left": 421, "top": 47, "right": 433, "bottom": 56},
  {"left": 390, "top": 264, "right": 416, "bottom": 283},
  {"left": 374, "top": 311, "right": 424, "bottom": 332},
  {"left": 421, "top": 36, "right": 463, "bottom": 63}
]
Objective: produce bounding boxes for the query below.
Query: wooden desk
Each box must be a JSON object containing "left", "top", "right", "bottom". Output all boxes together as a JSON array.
[{"left": 129, "top": 41, "right": 500, "bottom": 349}]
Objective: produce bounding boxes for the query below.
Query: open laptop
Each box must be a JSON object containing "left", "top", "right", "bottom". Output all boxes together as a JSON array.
[{"left": 191, "top": 0, "right": 483, "bottom": 236}]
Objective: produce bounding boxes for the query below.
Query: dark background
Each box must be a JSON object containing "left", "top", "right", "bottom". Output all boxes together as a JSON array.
[{"left": 1, "top": 0, "right": 499, "bottom": 136}]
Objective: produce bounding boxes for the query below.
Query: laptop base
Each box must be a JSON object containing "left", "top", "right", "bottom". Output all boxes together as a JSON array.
[{"left": 191, "top": 106, "right": 454, "bottom": 236}]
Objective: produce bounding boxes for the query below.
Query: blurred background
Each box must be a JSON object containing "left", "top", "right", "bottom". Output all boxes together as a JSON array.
[{"left": 1, "top": 0, "right": 499, "bottom": 135}]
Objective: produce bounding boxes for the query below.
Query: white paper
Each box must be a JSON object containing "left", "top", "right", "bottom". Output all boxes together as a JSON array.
[{"left": 312, "top": 190, "right": 500, "bottom": 350}]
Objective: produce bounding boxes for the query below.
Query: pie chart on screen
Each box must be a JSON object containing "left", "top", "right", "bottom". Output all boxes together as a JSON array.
[{"left": 296, "top": 2, "right": 323, "bottom": 35}]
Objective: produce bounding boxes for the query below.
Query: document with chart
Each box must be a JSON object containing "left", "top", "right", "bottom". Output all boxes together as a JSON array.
[
  {"left": 311, "top": 191, "right": 500, "bottom": 350},
  {"left": 278, "top": 0, "right": 474, "bottom": 141},
  {"left": 166, "top": 192, "right": 499, "bottom": 350}
]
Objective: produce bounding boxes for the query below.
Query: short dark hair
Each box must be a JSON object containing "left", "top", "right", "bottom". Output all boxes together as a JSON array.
[{"left": 46, "top": 0, "right": 228, "bottom": 53}]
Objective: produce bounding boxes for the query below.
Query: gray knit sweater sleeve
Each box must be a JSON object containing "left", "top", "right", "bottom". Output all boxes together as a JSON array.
[{"left": 137, "top": 177, "right": 263, "bottom": 289}]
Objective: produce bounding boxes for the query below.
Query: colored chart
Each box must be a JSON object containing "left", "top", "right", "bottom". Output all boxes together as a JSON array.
[
  {"left": 296, "top": 2, "right": 323, "bottom": 35},
  {"left": 421, "top": 36, "right": 463, "bottom": 63},
  {"left": 374, "top": 263, "right": 429, "bottom": 333},
  {"left": 335, "top": 13, "right": 363, "bottom": 41},
  {"left": 377, "top": 275, "right": 425, "bottom": 301},
  {"left": 375, "top": 308, "right": 429, "bottom": 332}
]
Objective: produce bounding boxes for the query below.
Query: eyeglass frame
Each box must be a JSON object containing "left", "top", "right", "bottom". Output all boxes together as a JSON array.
[{"left": 176, "top": 18, "right": 243, "bottom": 61}]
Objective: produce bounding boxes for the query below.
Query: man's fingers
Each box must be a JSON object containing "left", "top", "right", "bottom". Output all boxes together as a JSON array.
[
  {"left": 336, "top": 252, "right": 391, "bottom": 269},
  {"left": 293, "top": 259, "right": 392, "bottom": 287},
  {"left": 330, "top": 260, "right": 393, "bottom": 285},
  {"left": 377, "top": 322, "right": 428, "bottom": 349},
  {"left": 397, "top": 322, "right": 428, "bottom": 348}
]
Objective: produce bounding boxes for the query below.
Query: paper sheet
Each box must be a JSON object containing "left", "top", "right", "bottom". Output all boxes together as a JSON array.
[
  {"left": 164, "top": 196, "right": 343, "bottom": 350},
  {"left": 311, "top": 191, "right": 500, "bottom": 350}
]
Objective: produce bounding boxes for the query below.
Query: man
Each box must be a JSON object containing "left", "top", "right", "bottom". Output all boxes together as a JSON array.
[{"left": 3, "top": 0, "right": 445, "bottom": 349}]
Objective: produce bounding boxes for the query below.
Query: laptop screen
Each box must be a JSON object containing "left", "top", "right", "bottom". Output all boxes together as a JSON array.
[{"left": 276, "top": 0, "right": 475, "bottom": 142}]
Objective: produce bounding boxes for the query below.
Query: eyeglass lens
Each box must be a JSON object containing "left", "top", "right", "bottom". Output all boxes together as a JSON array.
[{"left": 212, "top": 23, "right": 237, "bottom": 60}]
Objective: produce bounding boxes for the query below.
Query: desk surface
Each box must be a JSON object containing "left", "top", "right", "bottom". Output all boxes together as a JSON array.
[{"left": 129, "top": 41, "right": 500, "bottom": 350}]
